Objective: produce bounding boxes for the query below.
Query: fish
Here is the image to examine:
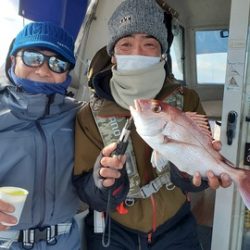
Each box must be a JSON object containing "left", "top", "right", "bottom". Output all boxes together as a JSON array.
[{"left": 129, "top": 98, "right": 250, "bottom": 209}]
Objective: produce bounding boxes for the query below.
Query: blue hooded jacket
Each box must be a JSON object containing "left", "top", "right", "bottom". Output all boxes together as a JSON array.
[{"left": 0, "top": 79, "right": 82, "bottom": 229}]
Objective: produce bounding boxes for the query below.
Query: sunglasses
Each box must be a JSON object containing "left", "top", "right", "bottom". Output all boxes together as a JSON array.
[{"left": 16, "top": 50, "right": 71, "bottom": 74}]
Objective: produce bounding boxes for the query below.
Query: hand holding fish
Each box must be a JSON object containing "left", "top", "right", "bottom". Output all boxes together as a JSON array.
[
  {"left": 130, "top": 99, "right": 250, "bottom": 209},
  {"left": 192, "top": 170, "right": 232, "bottom": 189},
  {"left": 192, "top": 140, "right": 232, "bottom": 189}
]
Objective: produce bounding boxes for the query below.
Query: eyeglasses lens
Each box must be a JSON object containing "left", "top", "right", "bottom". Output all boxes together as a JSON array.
[
  {"left": 23, "top": 51, "right": 44, "bottom": 67},
  {"left": 49, "top": 57, "right": 69, "bottom": 73},
  {"left": 22, "top": 50, "right": 70, "bottom": 73}
]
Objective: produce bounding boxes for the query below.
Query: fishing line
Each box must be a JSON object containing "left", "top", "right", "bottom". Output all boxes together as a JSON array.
[{"left": 102, "top": 189, "right": 111, "bottom": 248}]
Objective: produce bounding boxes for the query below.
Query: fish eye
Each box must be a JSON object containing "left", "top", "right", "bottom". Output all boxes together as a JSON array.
[{"left": 152, "top": 104, "right": 162, "bottom": 113}]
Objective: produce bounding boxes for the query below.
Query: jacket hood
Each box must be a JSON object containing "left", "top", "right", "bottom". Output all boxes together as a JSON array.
[
  {"left": 92, "top": 69, "right": 114, "bottom": 101},
  {"left": 0, "top": 82, "right": 81, "bottom": 122}
]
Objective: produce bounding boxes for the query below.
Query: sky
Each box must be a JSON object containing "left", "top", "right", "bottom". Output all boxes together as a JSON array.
[{"left": 0, "top": 0, "right": 31, "bottom": 66}]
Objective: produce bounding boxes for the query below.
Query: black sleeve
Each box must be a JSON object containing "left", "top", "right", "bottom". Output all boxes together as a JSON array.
[
  {"left": 73, "top": 159, "right": 129, "bottom": 212},
  {"left": 170, "top": 164, "right": 209, "bottom": 192}
]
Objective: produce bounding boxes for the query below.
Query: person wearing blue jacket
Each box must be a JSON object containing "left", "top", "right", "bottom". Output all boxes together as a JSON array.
[{"left": 0, "top": 21, "right": 83, "bottom": 249}]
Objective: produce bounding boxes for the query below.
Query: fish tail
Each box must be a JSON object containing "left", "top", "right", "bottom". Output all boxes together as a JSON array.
[{"left": 236, "top": 168, "right": 250, "bottom": 210}]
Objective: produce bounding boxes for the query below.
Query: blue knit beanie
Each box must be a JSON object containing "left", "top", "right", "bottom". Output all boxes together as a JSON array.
[
  {"left": 107, "top": 0, "right": 168, "bottom": 56},
  {"left": 10, "top": 22, "right": 75, "bottom": 65}
]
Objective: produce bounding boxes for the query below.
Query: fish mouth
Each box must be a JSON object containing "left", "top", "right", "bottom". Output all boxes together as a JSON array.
[
  {"left": 133, "top": 99, "right": 142, "bottom": 112},
  {"left": 133, "top": 99, "right": 160, "bottom": 112}
]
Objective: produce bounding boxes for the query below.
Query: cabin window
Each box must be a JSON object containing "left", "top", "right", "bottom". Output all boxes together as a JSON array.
[
  {"left": 195, "top": 30, "right": 229, "bottom": 84},
  {"left": 170, "top": 25, "right": 185, "bottom": 81}
]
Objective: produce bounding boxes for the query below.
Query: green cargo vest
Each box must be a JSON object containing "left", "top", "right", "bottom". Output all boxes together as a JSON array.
[{"left": 90, "top": 87, "right": 184, "bottom": 206}]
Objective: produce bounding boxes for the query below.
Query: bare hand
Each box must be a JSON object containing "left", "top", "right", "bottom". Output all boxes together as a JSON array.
[
  {"left": 212, "top": 140, "right": 222, "bottom": 151},
  {"left": 192, "top": 140, "right": 232, "bottom": 189},
  {"left": 193, "top": 170, "right": 232, "bottom": 189},
  {"left": 99, "top": 143, "right": 126, "bottom": 187},
  {"left": 0, "top": 200, "right": 17, "bottom": 230}
]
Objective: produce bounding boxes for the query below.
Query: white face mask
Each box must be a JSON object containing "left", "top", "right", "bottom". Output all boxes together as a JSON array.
[{"left": 115, "top": 55, "right": 161, "bottom": 72}]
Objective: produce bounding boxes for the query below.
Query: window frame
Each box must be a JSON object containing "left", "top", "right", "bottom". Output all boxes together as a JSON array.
[
  {"left": 170, "top": 25, "right": 186, "bottom": 83},
  {"left": 194, "top": 27, "right": 229, "bottom": 85}
]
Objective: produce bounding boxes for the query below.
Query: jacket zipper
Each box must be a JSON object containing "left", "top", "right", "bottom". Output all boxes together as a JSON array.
[{"left": 36, "top": 121, "right": 47, "bottom": 226}]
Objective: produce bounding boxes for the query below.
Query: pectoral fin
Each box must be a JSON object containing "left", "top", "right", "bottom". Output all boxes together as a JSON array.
[{"left": 151, "top": 150, "right": 169, "bottom": 172}]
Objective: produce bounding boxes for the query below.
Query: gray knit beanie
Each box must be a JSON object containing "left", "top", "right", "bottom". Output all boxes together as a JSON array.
[{"left": 107, "top": 0, "right": 168, "bottom": 56}]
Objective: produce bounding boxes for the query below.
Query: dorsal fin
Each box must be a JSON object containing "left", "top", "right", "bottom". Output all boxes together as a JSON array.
[{"left": 185, "top": 112, "right": 212, "bottom": 139}]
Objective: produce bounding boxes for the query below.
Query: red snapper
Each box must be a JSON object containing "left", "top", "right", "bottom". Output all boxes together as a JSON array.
[{"left": 130, "top": 99, "right": 250, "bottom": 209}]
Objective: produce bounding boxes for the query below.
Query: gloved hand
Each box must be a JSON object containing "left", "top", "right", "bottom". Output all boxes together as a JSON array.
[{"left": 93, "top": 142, "right": 127, "bottom": 189}]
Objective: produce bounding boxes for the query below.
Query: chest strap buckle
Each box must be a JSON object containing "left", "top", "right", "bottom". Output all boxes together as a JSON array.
[{"left": 20, "top": 225, "right": 58, "bottom": 249}]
